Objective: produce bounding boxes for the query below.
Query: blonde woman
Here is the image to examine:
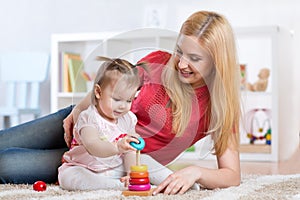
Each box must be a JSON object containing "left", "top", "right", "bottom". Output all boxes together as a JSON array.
[{"left": 0, "top": 11, "right": 240, "bottom": 195}]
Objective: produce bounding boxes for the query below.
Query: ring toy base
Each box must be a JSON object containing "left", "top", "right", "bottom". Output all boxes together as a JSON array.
[{"left": 122, "top": 188, "right": 154, "bottom": 196}]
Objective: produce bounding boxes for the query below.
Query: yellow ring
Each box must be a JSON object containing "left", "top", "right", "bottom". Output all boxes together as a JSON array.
[{"left": 130, "top": 165, "right": 148, "bottom": 172}]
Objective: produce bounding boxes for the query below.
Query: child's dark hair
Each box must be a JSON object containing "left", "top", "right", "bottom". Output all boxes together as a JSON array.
[{"left": 91, "top": 56, "right": 147, "bottom": 104}]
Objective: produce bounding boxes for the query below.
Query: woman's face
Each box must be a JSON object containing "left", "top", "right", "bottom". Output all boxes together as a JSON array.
[{"left": 174, "top": 34, "right": 214, "bottom": 88}]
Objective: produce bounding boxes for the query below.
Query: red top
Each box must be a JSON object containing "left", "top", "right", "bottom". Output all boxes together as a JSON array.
[{"left": 131, "top": 51, "right": 210, "bottom": 165}]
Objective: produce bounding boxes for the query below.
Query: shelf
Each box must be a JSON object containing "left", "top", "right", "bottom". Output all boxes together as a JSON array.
[
  {"left": 57, "top": 92, "right": 87, "bottom": 98},
  {"left": 240, "top": 144, "right": 271, "bottom": 154}
]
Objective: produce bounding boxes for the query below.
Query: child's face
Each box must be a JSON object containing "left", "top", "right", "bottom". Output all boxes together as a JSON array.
[{"left": 95, "top": 79, "right": 137, "bottom": 123}]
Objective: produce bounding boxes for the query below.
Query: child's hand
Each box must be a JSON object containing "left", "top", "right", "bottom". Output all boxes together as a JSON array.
[
  {"left": 120, "top": 175, "right": 130, "bottom": 187},
  {"left": 117, "top": 135, "right": 139, "bottom": 153}
]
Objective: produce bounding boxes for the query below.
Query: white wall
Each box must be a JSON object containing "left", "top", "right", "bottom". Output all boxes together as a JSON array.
[{"left": 0, "top": 0, "right": 299, "bottom": 160}]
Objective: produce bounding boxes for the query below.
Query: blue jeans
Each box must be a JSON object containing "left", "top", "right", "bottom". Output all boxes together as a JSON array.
[{"left": 0, "top": 105, "right": 73, "bottom": 184}]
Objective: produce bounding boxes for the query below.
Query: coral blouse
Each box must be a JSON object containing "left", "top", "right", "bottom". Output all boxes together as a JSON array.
[{"left": 131, "top": 51, "right": 210, "bottom": 165}]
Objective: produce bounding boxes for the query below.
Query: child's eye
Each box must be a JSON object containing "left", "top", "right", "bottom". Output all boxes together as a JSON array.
[{"left": 113, "top": 98, "right": 121, "bottom": 102}]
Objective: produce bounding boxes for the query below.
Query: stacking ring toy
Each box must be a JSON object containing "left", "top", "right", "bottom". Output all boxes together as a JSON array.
[
  {"left": 128, "top": 183, "right": 151, "bottom": 191},
  {"left": 130, "top": 165, "right": 148, "bottom": 172},
  {"left": 129, "top": 171, "right": 149, "bottom": 178},
  {"left": 130, "top": 137, "right": 145, "bottom": 150},
  {"left": 129, "top": 177, "right": 149, "bottom": 185}
]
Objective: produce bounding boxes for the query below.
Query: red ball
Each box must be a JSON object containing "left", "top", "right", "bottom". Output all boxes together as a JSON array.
[{"left": 33, "top": 181, "right": 47, "bottom": 192}]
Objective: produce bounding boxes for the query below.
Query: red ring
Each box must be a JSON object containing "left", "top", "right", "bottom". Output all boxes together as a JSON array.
[
  {"left": 129, "top": 171, "right": 149, "bottom": 179},
  {"left": 129, "top": 177, "right": 150, "bottom": 185},
  {"left": 128, "top": 183, "right": 151, "bottom": 191}
]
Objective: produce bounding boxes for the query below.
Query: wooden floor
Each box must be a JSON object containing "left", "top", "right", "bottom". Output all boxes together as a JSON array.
[{"left": 171, "top": 146, "right": 300, "bottom": 175}]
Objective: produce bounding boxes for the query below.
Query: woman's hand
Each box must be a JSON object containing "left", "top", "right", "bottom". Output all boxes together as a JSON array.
[
  {"left": 153, "top": 166, "right": 200, "bottom": 195},
  {"left": 63, "top": 112, "right": 74, "bottom": 148}
]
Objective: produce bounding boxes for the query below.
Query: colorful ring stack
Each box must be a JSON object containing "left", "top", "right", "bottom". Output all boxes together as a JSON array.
[{"left": 128, "top": 165, "right": 151, "bottom": 191}]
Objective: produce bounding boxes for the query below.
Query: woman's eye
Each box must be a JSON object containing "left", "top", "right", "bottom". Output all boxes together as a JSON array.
[
  {"left": 175, "top": 48, "right": 183, "bottom": 56},
  {"left": 190, "top": 56, "right": 201, "bottom": 62}
]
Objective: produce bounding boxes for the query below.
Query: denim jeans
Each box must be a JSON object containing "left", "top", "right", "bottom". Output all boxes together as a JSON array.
[{"left": 0, "top": 105, "right": 73, "bottom": 184}]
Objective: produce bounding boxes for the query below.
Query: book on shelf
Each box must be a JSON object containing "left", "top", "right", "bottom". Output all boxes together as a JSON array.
[
  {"left": 68, "top": 58, "right": 87, "bottom": 92},
  {"left": 61, "top": 52, "right": 81, "bottom": 92}
]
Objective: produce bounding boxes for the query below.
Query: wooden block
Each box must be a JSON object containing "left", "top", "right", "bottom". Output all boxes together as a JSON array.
[{"left": 122, "top": 188, "right": 154, "bottom": 197}]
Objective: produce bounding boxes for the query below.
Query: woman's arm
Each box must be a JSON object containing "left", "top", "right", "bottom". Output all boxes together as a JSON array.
[
  {"left": 196, "top": 146, "right": 240, "bottom": 189},
  {"left": 153, "top": 138, "right": 240, "bottom": 195},
  {"left": 63, "top": 91, "right": 92, "bottom": 147}
]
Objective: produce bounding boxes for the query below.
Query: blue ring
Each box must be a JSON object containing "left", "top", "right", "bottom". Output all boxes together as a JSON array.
[{"left": 130, "top": 137, "right": 145, "bottom": 150}]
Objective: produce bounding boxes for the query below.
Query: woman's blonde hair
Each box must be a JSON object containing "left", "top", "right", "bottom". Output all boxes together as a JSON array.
[
  {"left": 91, "top": 56, "right": 146, "bottom": 105},
  {"left": 162, "top": 11, "right": 241, "bottom": 156}
]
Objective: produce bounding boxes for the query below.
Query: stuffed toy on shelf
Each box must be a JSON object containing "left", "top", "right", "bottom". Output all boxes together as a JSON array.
[{"left": 247, "top": 68, "right": 270, "bottom": 92}]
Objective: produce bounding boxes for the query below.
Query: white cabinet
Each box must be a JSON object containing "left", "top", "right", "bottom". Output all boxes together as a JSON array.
[
  {"left": 50, "top": 28, "right": 177, "bottom": 112},
  {"left": 51, "top": 26, "right": 296, "bottom": 162}
]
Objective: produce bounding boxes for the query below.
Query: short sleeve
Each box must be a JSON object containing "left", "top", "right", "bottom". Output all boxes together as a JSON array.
[
  {"left": 74, "top": 106, "right": 111, "bottom": 143},
  {"left": 136, "top": 50, "right": 171, "bottom": 87}
]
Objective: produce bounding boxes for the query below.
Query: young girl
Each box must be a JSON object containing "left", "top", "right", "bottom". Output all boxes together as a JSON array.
[{"left": 58, "top": 57, "right": 143, "bottom": 190}]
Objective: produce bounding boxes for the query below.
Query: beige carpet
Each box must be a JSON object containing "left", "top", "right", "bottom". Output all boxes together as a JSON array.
[{"left": 1, "top": 174, "right": 299, "bottom": 200}]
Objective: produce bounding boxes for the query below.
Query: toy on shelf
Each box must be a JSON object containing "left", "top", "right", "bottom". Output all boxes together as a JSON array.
[
  {"left": 244, "top": 108, "right": 272, "bottom": 145},
  {"left": 240, "top": 64, "right": 247, "bottom": 90},
  {"left": 122, "top": 137, "right": 154, "bottom": 197},
  {"left": 247, "top": 68, "right": 270, "bottom": 92}
]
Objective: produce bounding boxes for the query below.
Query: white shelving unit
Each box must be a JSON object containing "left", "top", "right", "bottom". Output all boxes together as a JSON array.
[
  {"left": 181, "top": 26, "right": 293, "bottom": 162},
  {"left": 50, "top": 28, "right": 177, "bottom": 112},
  {"left": 51, "top": 26, "right": 294, "bottom": 162}
]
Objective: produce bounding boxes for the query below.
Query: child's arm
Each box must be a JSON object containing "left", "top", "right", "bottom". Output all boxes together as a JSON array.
[
  {"left": 80, "top": 127, "right": 138, "bottom": 157},
  {"left": 121, "top": 151, "right": 136, "bottom": 187}
]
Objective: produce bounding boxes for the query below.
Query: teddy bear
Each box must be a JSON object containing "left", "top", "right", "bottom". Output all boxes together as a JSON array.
[{"left": 247, "top": 68, "right": 270, "bottom": 92}]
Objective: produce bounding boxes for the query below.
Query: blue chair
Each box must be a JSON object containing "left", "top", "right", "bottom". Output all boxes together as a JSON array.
[{"left": 0, "top": 52, "right": 49, "bottom": 129}]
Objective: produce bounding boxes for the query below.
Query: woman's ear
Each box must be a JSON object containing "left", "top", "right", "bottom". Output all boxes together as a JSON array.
[{"left": 94, "top": 84, "right": 102, "bottom": 99}]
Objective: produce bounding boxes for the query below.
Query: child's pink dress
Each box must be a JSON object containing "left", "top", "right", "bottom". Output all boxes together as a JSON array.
[{"left": 59, "top": 105, "right": 137, "bottom": 173}]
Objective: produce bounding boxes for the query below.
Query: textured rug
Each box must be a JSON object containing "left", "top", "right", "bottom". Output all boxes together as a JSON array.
[{"left": 1, "top": 174, "right": 299, "bottom": 200}]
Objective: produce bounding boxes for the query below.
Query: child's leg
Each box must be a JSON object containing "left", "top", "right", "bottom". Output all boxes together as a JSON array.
[
  {"left": 58, "top": 165, "right": 125, "bottom": 191},
  {"left": 140, "top": 154, "right": 200, "bottom": 190},
  {"left": 140, "top": 154, "right": 173, "bottom": 186}
]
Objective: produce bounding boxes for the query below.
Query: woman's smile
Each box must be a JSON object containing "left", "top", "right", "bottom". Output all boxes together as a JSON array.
[{"left": 179, "top": 69, "right": 193, "bottom": 78}]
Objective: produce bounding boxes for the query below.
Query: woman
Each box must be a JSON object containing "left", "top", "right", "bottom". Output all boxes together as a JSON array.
[{"left": 0, "top": 11, "right": 241, "bottom": 195}]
